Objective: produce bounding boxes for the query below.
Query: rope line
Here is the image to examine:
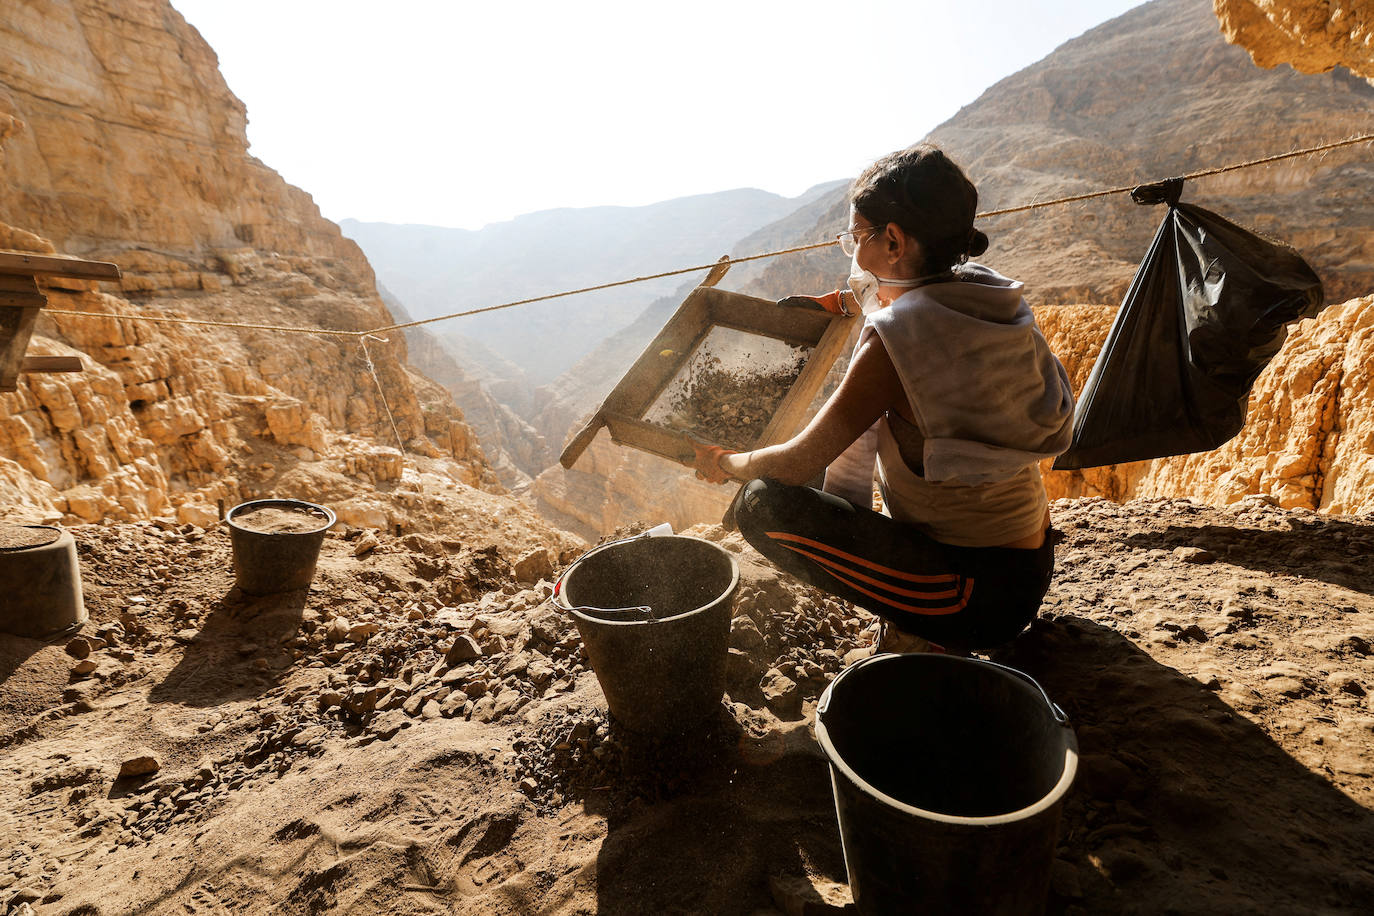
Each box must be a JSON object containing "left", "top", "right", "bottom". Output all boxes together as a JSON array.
[
  {"left": 368, "top": 239, "right": 838, "bottom": 334},
  {"left": 976, "top": 130, "right": 1374, "bottom": 218},
  {"left": 359, "top": 333, "right": 443, "bottom": 537},
  {"left": 34, "top": 131, "right": 1374, "bottom": 339},
  {"left": 359, "top": 334, "right": 408, "bottom": 456}
]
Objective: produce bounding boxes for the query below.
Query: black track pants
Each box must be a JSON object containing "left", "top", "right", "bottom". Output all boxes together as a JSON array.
[{"left": 733, "top": 478, "right": 1053, "bottom": 651}]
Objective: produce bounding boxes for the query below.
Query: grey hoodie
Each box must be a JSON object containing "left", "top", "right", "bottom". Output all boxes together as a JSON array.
[{"left": 823, "top": 263, "right": 1074, "bottom": 501}]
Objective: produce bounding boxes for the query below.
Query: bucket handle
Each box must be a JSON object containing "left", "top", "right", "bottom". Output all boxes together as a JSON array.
[
  {"left": 550, "top": 527, "right": 671, "bottom": 622},
  {"left": 981, "top": 659, "right": 1070, "bottom": 727},
  {"left": 819, "top": 655, "right": 1070, "bottom": 727}
]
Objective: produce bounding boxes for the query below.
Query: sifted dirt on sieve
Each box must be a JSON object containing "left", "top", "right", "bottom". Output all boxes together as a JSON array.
[{"left": 662, "top": 356, "right": 804, "bottom": 451}]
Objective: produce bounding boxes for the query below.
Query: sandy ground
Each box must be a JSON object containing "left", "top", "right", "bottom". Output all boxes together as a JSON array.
[{"left": 1, "top": 495, "right": 1372, "bottom": 915}]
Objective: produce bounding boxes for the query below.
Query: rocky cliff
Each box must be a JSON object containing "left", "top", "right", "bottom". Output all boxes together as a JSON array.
[
  {"left": 0, "top": 0, "right": 528, "bottom": 534},
  {"left": 744, "top": 0, "right": 1374, "bottom": 310},
  {"left": 1216, "top": 0, "right": 1374, "bottom": 78},
  {"left": 1036, "top": 295, "right": 1374, "bottom": 514}
]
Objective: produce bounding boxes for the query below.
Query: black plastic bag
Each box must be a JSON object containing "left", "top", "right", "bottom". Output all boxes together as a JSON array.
[{"left": 1052, "top": 178, "right": 1324, "bottom": 470}]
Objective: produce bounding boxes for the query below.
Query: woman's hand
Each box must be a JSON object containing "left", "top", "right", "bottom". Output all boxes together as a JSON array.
[{"left": 690, "top": 440, "right": 736, "bottom": 484}]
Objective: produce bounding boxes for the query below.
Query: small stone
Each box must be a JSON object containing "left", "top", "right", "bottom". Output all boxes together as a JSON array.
[
  {"left": 66, "top": 636, "right": 94, "bottom": 659},
  {"left": 445, "top": 634, "right": 482, "bottom": 666},
  {"left": 118, "top": 751, "right": 161, "bottom": 780},
  {"left": 353, "top": 532, "right": 381, "bottom": 556},
  {"left": 347, "top": 622, "right": 380, "bottom": 642},
  {"left": 493, "top": 689, "right": 528, "bottom": 719},
  {"left": 472, "top": 696, "right": 497, "bottom": 723},
  {"left": 500, "top": 652, "right": 530, "bottom": 678},
  {"left": 8, "top": 888, "right": 42, "bottom": 906},
  {"left": 318, "top": 690, "right": 344, "bottom": 710},
  {"left": 371, "top": 710, "right": 410, "bottom": 740},
  {"left": 513, "top": 548, "right": 554, "bottom": 584},
  {"left": 421, "top": 700, "right": 443, "bottom": 719},
  {"left": 343, "top": 686, "right": 382, "bottom": 715},
  {"left": 519, "top": 777, "right": 538, "bottom": 793},
  {"left": 72, "top": 658, "right": 99, "bottom": 676},
  {"left": 529, "top": 610, "right": 566, "bottom": 645},
  {"left": 1327, "top": 672, "right": 1366, "bottom": 696},
  {"left": 768, "top": 873, "right": 853, "bottom": 915},
  {"left": 760, "top": 669, "right": 801, "bottom": 718},
  {"left": 1173, "top": 546, "right": 1215, "bottom": 564},
  {"left": 527, "top": 659, "right": 555, "bottom": 688}
]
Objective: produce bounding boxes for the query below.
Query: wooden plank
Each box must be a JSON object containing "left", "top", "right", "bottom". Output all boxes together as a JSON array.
[
  {"left": 0, "top": 249, "right": 121, "bottom": 281},
  {"left": 20, "top": 356, "right": 84, "bottom": 374},
  {"left": 559, "top": 410, "right": 606, "bottom": 469},
  {"left": 707, "top": 291, "right": 833, "bottom": 347},
  {"left": 755, "top": 311, "right": 858, "bottom": 447},
  {"left": 701, "top": 255, "right": 731, "bottom": 289},
  {"left": 603, "top": 412, "right": 700, "bottom": 466},
  {"left": 0, "top": 306, "right": 42, "bottom": 391},
  {"left": 600, "top": 287, "right": 713, "bottom": 418},
  {"left": 0, "top": 274, "right": 47, "bottom": 310}
]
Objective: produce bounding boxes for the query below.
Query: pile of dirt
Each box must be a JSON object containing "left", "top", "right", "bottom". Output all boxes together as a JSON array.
[{"left": 1, "top": 497, "right": 1372, "bottom": 914}]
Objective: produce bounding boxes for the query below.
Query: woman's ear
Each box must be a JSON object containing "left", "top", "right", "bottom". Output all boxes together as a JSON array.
[{"left": 882, "top": 223, "right": 915, "bottom": 271}]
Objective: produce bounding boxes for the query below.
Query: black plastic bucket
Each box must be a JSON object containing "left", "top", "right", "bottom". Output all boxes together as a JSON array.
[
  {"left": 816, "top": 653, "right": 1078, "bottom": 915},
  {"left": 226, "top": 499, "right": 335, "bottom": 596},
  {"left": 553, "top": 534, "right": 738, "bottom": 737}
]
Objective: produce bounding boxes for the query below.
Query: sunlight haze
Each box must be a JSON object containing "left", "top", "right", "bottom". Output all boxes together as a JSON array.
[{"left": 172, "top": 0, "right": 1147, "bottom": 230}]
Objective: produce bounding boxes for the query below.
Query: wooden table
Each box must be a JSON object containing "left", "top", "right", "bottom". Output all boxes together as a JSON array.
[{"left": 0, "top": 249, "right": 121, "bottom": 392}]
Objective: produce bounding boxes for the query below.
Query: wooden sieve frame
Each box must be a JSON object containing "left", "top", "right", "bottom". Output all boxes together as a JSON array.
[{"left": 559, "top": 280, "right": 857, "bottom": 470}]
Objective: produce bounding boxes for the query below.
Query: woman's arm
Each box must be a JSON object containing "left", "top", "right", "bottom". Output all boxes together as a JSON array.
[{"left": 713, "top": 332, "right": 904, "bottom": 485}]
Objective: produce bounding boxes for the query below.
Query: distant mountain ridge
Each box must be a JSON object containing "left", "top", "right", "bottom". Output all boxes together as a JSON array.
[
  {"left": 742, "top": 0, "right": 1374, "bottom": 307},
  {"left": 340, "top": 182, "right": 844, "bottom": 388}
]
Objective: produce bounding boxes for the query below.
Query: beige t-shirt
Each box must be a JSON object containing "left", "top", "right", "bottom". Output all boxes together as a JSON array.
[{"left": 875, "top": 415, "right": 1049, "bottom": 547}]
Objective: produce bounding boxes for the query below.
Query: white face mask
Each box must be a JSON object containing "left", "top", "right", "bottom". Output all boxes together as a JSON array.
[{"left": 847, "top": 254, "right": 944, "bottom": 315}]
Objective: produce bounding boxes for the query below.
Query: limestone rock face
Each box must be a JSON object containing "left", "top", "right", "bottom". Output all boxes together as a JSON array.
[
  {"left": 1215, "top": 0, "right": 1374, "bottom": 79},
  {"left": 0, "top": 0, "right": 498, "bottom": 527},
  {"left": 1036, "top": 295, "right": 1374, "bottom": 515},
  {"left": 0, "top": 0, "right": 362, "bottom": 272}
]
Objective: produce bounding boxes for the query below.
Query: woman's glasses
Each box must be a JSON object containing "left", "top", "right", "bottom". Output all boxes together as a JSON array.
[{"left": 836, "top": 226, "right": 882, "bottom": 257}]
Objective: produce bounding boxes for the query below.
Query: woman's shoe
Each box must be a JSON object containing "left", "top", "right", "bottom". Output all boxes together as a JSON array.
[{"left": 878, "top": 620, "right": 946, "bottom": 654}]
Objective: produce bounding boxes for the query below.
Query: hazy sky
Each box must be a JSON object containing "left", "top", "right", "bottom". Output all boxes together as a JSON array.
[{"left": 172, "top": 0, "right": 1147, "bottom": 230}]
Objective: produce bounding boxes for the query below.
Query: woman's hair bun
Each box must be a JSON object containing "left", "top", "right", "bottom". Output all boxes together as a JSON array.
[{"left": 967, "top": 229, "right": 989, "bottom": 258}]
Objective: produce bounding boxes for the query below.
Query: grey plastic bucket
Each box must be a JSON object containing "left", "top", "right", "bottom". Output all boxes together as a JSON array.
[
  {"left": 552, "top": 534, "right": 738, "bottom": 737},
  {"left": 0, "top": 526, "right": 86, "bottom": 638},
  {"left": 226, "top": 499, "right": 335, "bottom": 596},
  {"left": 816, "top": 653, "right": 1078, "bottom": 915}
]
